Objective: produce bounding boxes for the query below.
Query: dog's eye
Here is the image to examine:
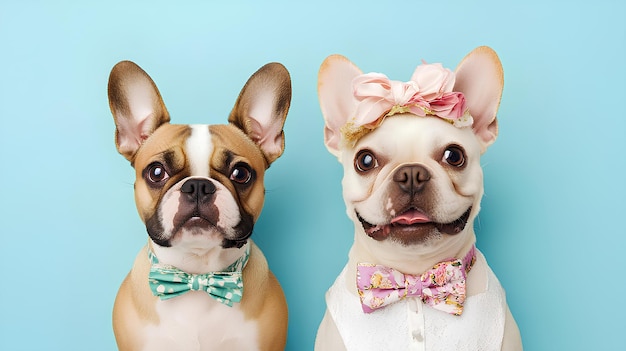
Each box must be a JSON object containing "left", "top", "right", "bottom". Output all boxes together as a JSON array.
[
  {"left": 230, "top": 163, "right": 253, "bottom": 184},
  {"left": 355, "top": 150, "right": 378, "bottom": 173},
  {"left": 146, "top": 163, "right": 169, "bottom": 183},
  {"left": 443, "top": 146, "right": 466, "bottom": 167}
]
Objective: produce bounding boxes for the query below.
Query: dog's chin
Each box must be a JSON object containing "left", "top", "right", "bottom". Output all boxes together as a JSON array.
[
  {"left": 173, "top": 216, "right": 220, "bottom": 236},
  {"left": 176, "top": 216, "right": 253, "bottom": 249},
  {"left": 357, "top": 207, "right": 472, "bottom": 245},
  {"left": 179, "top": 216, "right": 213, "bottom": 232},
  {"left": 169, "top": 216, "right": 231, "bottom": 247}
]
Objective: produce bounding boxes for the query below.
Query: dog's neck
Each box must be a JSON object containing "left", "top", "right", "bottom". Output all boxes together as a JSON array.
[
  {"left": 348, "top": 227, "right": 476, "bottom": 276},
  {"left": 149, "top": 240, "right": 250, "bottom": 275}
]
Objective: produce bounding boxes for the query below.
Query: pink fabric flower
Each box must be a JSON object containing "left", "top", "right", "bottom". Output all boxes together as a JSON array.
[
  {"left": 430, "top": 92, "right": 466, "bottom": 119},
  {"left": 352, "top": 73, "right": 424, "bottom": 128},
  {"left": 410, "top": 62, "right": 456, "bottom": 101},
  {"left": 349, "top": 62, "right": 471, "bottom": 130},
  {"left": 432, "top": 263, "right": 450, "bottom": 286}
]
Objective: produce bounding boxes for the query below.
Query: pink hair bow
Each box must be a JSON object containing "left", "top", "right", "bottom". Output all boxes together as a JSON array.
[{"left": 351, "top": 63, "right": 472, "bottom": 130}]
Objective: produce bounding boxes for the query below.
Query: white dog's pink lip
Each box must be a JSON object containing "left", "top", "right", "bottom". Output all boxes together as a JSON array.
[{"left": 391, "top": 209, "right": 431, "bottom": 225}]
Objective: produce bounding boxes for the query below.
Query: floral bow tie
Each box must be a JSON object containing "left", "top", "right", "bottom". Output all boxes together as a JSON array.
[
  {"left": 356, "top": 245, "right": 476, "bottom": 315},
  {"left": 148, "top": 246, "right": 249, "bottom": 307}
]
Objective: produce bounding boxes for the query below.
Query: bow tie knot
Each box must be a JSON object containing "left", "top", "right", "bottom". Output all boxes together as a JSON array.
[
  {"left": 357, "top": 245, "right": 476, "bottom": 315},
  {"left": 148, "top": 246, "right": 249, "bottom": 307}
]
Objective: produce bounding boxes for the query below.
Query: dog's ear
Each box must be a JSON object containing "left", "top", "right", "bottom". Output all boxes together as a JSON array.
[
  {"left": 108, "top": 61, "right": 170, "bottom": 162},
  {"left": 318, "top": 55, "right": 362, "bottom": 158},
  {"left": 454, "top": 46, "right": 504, "bottom": 153},
  {"left": 229, "top": 63, "right": 291, "bottom": 167}
]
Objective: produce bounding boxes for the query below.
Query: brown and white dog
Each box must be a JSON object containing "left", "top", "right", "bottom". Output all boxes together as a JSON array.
[
  {"left": 314, "top": 47, "right": 522, "bottom": 350},
  {"left": 108, "top": 61, "right": 290, "bottom": 351}
]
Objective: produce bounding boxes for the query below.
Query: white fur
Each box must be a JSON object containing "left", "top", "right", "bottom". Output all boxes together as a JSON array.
[
  {"left": 142, "top": 290, "right": 260, "bottom": 351},
  {"left": 342, "top": 115, "right": 482, "bottom": 266},
  {"left": 151, "top": 237, "right": 248, "bottom": 275},
  {"left": 187, "top": 125, "right": 213, "bottom": 177}
]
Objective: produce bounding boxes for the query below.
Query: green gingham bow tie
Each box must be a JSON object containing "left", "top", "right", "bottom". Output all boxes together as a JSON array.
[{"left": 148, "top": 246, "right": 249, "bottom": 307}]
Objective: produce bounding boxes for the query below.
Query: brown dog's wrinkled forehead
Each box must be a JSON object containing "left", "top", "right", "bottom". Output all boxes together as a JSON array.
[
  {"left": 131, "top": 123, "right": 268, "bottom": 173},
  {"left": 131, "top": 124, "right": 190, "bottom": 170},
  {"left": 209, "top": 124, "right": 268, "bottom": 172}
]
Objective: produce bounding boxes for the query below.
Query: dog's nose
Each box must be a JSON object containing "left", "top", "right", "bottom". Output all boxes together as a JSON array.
[
  {"left": 393, "top": 165, "right": 431, "bottom": 194},
  {"left": 181, "top": 178, "right": 216, "bottom": 202}
]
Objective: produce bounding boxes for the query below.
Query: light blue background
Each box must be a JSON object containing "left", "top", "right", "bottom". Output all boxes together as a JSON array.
[{"left": 1, "top": 1, "right": 624, "bottom": 350}]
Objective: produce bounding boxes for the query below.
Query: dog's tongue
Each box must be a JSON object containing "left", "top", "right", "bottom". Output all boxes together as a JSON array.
[{"left": 391, "top": 209, "right": 431, "bottom": 225}]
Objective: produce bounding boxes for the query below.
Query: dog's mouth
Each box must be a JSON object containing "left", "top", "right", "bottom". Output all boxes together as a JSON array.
[
  {"left": 176, "top": 212, "right": 217, "bottom": 233},
  {"left": 175, "top": 212, "right": 253, "bottom": 249},
  {"left": 357, "top": 207, "right": 472, "bottom": 242}
]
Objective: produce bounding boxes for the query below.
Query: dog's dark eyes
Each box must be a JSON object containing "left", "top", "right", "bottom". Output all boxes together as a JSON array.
[
  {"left": 443, "top": 145, "right": 466, "bottom": 167},
  {"left": 145, "top": 162, "right": 170, "bottom": 184},
  {"left": 355, "top": 150, "right": 378, "bottom": 173},
  {"left": 230, "top": 163, "right": 253, "bottom": 184}
]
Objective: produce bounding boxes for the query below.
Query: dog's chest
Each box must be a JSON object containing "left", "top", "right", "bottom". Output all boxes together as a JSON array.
[{"left": 142, "top": 292, "right": 259, "bottom": 351}]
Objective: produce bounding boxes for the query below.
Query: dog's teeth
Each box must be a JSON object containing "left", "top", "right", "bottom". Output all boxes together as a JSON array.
[
  {"left": 366, "top": 226, "right": 380, "bottom": 235},
  {"left": 367, "top": 225, "right": 389, "bottom": 236}
]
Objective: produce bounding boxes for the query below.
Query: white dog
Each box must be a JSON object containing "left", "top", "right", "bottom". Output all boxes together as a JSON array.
[{"left": 315, "top": 46, "right": 522, "bottom": 350}]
